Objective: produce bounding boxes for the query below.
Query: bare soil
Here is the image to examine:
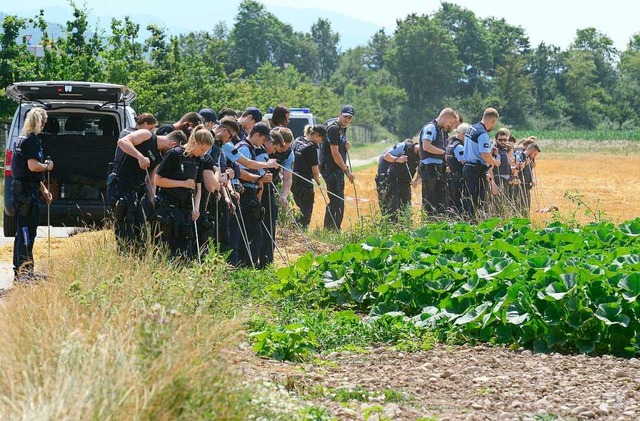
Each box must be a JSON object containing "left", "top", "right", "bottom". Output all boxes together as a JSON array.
[{"left": 239, "top": 343, "right": 640, "bottom": 420}]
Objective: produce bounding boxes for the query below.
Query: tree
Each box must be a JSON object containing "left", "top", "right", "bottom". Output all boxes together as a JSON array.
[
  {"left": 0, "top": 15, "right": 37, "bottom": 118},
  {"left": 56, "top": 2, "right": 104, "bottom": 81},
  {"left": 529, "top": 42, "right": 570, "bottom": 125},
  {"left": 366, "top": 29, "right": 389, "bottom": 71},
  {"left": 435, "top": 3, "right": 492, "bottom": 96},
  {"left": 491, "top": 53, "right": 534, "bottom": 126},
  {"left": 386, "top": 13, "right": 462, "bottom": 135},
  {"left": 563, "top": 50, "right": 605, "bottom": 128},
  {"left": 330, "top": 47, "right": 370, "bottom": 96},
  {"left": 311, "top": 18, "right": 339, "bottom": 82},
  {"left": 101, "top": 17, "right": 145, "bottom": 85}
]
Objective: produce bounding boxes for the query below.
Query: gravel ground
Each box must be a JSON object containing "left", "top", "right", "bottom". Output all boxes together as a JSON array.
[{"left": 238, "top": 344, "right": 640, "bottom": 420}]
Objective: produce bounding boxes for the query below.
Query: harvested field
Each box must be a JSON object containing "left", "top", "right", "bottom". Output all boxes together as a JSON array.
[{"left": 304, "top": 152, "right": 640, "bottom": 229}]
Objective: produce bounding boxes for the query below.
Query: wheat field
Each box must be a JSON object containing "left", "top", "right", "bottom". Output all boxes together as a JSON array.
[{"left": 303, "top": 152, "right": 640, "bottom": 230}]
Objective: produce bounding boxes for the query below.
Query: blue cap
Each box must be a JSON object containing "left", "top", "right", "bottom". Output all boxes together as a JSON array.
[{"left": 341, "top": 105, "right": 355, "bottom": 117}]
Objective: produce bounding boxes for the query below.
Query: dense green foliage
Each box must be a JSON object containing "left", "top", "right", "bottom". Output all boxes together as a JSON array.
[
  {"left": 270, "top": 218, "right": 640, "bottom": 357},
  {"left": 2, "top": 1, "right": 640, "bottom": 136}
]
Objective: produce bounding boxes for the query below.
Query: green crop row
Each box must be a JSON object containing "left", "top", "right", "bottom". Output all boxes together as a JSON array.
[{"left": 270, "top": 218, "right": 640, "bottom": 356}]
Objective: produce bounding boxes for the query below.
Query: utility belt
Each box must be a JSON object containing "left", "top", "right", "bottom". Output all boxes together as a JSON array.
[
  {"left": 12, "top": 179, "right": 41, "bottom": 193},
  {"left": 464, "top": 162, "right": 491, "bottom": 175},
  {"left": 156, "top": 195, "right": 191, "bottom": 210}
]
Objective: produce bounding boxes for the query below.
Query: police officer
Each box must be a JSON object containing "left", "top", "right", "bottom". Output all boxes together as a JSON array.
[
  {"left": 221, "top": 119, "right": 278, "bottom": 266},
  {"left": 515, "top": 142, "right": 541, "bottom": 215},
  {"left": 375, "top": 154, "right": 392, "bottom": 217},
  {"left": 255, "top": 129, "right": 287, "bottom": 268},
  {"left": 118, "top": 113, "right": 157, "bottom": 139},
  {"left": 234, "top": 123, "right": 274, "bottom": 267},
  {"left": 108, "top": 128, "right": 186, "bottom": 252},
  {"left": 462, "top": 108, "right": 501, "bottom": 220},
  {"left": 271, "top": 127, "right": 294, "bottom": 208},
  {"left": 11, "top": 107, "right": 54, "bottom": 281},
  {"left": 291, "top": 124, "right": 325, "bottom": 228},
  {"left": 209, "top": 117, "right": 240, "bottom": 263},
  {"left": 155, "top": 112, "right": 203, "bottom": 137},
  {"left": 237, "top": 107, "right": 263, "bottom": 144},
  {"left": 320, "top": 105, "right": 356, "bottom": 231},
  {"left": 418, "top": 108, "right": 458, "bottom": 215},
  {"left": 444, "top": 123, "right": 469, "bottom": 215},
  {"left": 491, "top": 128, "right": 513, "bottom": 214},
  {"left": 382, "top": 139, "right": 420, "bottom": 222},
  {"left": 153, "top": 125, "right": 213, "bottom": 260}
]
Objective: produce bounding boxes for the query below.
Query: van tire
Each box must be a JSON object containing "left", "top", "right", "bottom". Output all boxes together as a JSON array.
[{"left": 3, "top": 213, "right": 16, "bottom": 237}]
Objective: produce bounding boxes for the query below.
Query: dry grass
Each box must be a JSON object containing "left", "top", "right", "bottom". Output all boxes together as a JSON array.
[
  {"left": 0, "top": 230, "right": 251, "bottom": 420},
  {"left": 300, "top": 152, "right": 640, "bottom": 229}
]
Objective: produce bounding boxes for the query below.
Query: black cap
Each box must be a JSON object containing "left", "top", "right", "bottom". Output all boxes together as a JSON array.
[
  {"left": 244, "top": 107, "right": 263, "bottom": 123},
  {"left": 198, "top": 108, "right": 218, "bottom": 123},
  {"left": 341, "top": 104, "right": 355, "bottom": 117},
  {"left": 312, "top": 124, "right": 328, "bottom": 138},
  {"left": 250, "top": 122, "right": 273, "bottom": 142}
]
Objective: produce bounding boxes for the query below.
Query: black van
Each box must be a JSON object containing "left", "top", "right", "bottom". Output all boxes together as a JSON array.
[{"left": 3, "top": 81, "right": 137, "bottom": 236}]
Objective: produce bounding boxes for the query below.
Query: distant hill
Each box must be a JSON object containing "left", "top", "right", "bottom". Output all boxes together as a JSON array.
[{"left": 0, "top": 4, "right": 382, "bottom": 51}]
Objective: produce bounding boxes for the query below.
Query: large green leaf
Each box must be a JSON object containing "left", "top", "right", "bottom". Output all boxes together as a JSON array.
[
  {"left": 618, "top": 273, "right": 640, "bottom": 302},
  {"left": 595, "top": 303, "right": 630, "bottom": 327},
  {"left": 506, "top": 303, "right": 529, "bottom": 325},
  {"left": 425, "top": 278, "right": 455, "bottom": 293},
  {"left": 455, "top": 302, "right": 492, "bottom": 325}
]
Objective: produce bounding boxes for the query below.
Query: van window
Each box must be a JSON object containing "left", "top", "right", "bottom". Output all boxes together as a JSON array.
[{"left": 288, "top": 118, "right": 310, "bottom": 139}]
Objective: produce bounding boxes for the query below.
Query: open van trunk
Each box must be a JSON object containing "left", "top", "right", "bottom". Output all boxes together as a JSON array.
[
  {"left": 39, "top": 111, "right": 119, "bottom": 226},
  {"left": 3, "top": 81, "right": 137, "bottom": 236}
]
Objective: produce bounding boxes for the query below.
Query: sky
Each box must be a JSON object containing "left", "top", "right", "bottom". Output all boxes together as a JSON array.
[{"left": 2, "top": 0, "right": 639, "bottom": 51}]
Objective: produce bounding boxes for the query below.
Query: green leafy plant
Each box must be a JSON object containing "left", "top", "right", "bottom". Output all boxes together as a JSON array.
[{"left": 272, "top": 218, "right": 640, "bottom": 356}]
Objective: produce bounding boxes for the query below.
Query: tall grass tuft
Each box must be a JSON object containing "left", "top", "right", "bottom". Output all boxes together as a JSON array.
[{"left": 0, "top": 230, "right": 252, "bottom": 420}]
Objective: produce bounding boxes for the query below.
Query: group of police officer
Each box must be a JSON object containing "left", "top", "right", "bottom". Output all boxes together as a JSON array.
[
  {"left": 9, "top": 103, "right": 541, "bottom": 281},
  {"left": 106, "top": 104, "right": 357, "bottom": 269},
  {"left": 377, "top": 107, "right": 542, "bottom": 222}
]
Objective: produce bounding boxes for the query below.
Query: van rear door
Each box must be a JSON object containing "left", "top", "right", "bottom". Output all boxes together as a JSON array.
[{"left": 6, "top": 81, "right": 136, "bottom": 104}]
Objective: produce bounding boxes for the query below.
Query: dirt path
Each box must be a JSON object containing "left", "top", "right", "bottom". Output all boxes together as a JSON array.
[{"left": 240, "top": 344, "right": 640, "bottom": 420}]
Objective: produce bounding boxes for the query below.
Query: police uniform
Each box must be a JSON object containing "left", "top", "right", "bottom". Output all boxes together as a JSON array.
[
  {"left": 319, "top": 122, "right": 348, "bottom": 230},
  {"left": 445, "top": 137, "right": 465, "bottom": 214},
  {"left": 462, "top": 122, "right": 492, "bottom": 219},
  {"left": 204, "top": 140, "right": 231, "bottom": 256},
  {"left": 419, "top": 120, "right": 447, "bottom": 214},
  {"left": 234, "top": 140, "right": 265, "bottom": 267},
  {"left": 222, "top": 140, "right": 244, "bottom": 266},
  {"left": 11, "top": 132, "right": 46, "bottom": 278},
  {"left": 195, "top": 152, "right": 217, "bottom": 256},
  {"left": 375, "top": 154, "right": 391, "bottom": 216},
  {"left": 514, "top": 150, "right": 534, "bottom": 214},
  {"left": 154, "top": 146, "right": 203, "bottom": 259},
  {"left": 385, "top": 140, "right": 420, "bottom": 222},
  {"left": 256, "top": 147, "right": 276, "bottom": 268},
  {"left": 492, "top": 146, "right": 511, "bottom": 211},
  {"left": 291, "top": 136, "right": 318, "bottom": 228},
  {"left": 107, "top": 132, "right": 161, "bottom": 252}
]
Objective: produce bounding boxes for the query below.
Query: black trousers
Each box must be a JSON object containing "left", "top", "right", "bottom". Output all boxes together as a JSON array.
[
  {"left": 292, "top": 185, "right": 314, "bottom": 228},
  {"left": 227, "top": 192, "right": 241, "bottom": 266},
  {"left": 386, "top": 177, "right": 412, "bottom": 223},
  {"left": 420, "top": 163, "right": 446, "bottom": 215},
  {"left": 322, "top": 171, "right": 345, "bottom": 231},
  {"left": 238, "top": 187, "right": 263, "bottom": 268},
  {"left": 446, "top": 172, "right": 463, "bottom": 215},
  {"left": 155, "top": 204, "right": 196, "bottom": 260},
  {"left": 12, "top": 183, "right": 40, "bottom": 277},
  {"left": 462, "top": 164, "right": 488, "bottom": 220},
  {"left": 259, "top": 184, "right": 278, "bottom": 269},
  {"left": 375, "top": 174, "right": 390, "bottom": 217},
  {"left": 107, "top": 181, "right": 147, "bottom": 253}
]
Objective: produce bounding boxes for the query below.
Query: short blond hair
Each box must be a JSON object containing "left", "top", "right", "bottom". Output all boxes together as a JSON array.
[{"left": 483, "top": 108, "right": 499, "bottom": 120}]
